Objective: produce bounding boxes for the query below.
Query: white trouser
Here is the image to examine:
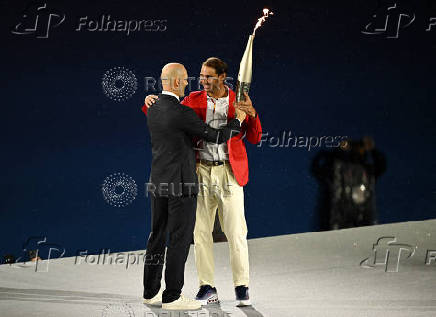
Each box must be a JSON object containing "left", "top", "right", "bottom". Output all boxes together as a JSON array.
[{"left": 194, "top": 162, "right": 249, "bottom": 287}]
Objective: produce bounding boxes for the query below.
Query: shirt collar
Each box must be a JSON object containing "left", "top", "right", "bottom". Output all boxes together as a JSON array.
[
  {"left": 162, "top": 90, "right": 180, "bottom": 101},
  {"left": 207, "top": 86, "right": 229, "bottom": 101}
]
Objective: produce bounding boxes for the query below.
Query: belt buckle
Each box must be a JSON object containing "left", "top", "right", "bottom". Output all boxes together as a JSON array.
[{"left": 213, "top": 161, "right": 220, "bottom": 166}]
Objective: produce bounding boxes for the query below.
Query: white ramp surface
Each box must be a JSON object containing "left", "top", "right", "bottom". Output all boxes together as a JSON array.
[{"left": 1, "top": 219, "right": 435, "bottom": 317}]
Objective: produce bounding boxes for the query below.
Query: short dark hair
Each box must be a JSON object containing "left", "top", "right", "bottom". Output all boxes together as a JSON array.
[{"left": 202, "top": 57, "right": 228, "bottom": 76}]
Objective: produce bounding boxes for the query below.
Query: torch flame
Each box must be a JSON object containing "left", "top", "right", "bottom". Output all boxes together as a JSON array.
[{"left": 252, "top": 8, "right": 274, "bottom": 36}]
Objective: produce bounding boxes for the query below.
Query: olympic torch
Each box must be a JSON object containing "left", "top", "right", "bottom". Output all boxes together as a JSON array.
[{"left": 235, "top": 9, "right": 273, "bottom": 103}]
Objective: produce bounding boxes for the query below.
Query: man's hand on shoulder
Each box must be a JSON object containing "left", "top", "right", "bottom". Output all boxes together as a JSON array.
[{"left": 145, "top": 95, "right": 159, "bottom": 108}]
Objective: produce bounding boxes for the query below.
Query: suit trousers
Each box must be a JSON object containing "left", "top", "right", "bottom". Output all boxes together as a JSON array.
[
  {"left": 194, "top": 162, "right": 249, "bottom": 287},
  {"left": 143, "top": 194, "right": 196, "bottom": 303}
]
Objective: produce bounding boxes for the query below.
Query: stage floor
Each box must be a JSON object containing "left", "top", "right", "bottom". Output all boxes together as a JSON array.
[{"left": 1, "top": 219, "right": 435, "bottom": 317}]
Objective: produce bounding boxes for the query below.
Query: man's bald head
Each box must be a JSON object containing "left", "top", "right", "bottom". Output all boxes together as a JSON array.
[
  {"left": 161, "top": 63, "right": 185, "bottom": 80},
  {"left": 161, "top": 63, "right": 188, "bottom": 97}
]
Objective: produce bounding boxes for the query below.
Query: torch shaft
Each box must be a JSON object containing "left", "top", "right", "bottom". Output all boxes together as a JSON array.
[
  {"left": 235, "top": 35, "right": 254, "bottom": 103},
  {"left": 235, "top": 81, "right": 251, "bottom": 103}
]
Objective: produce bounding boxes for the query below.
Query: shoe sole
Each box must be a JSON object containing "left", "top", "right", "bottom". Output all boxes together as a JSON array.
[
  {"left": 143, "top": 299, "right": 161, "bottom": 306},
  {"left": 237, "top": 299, "right": 251, "bottom": 306},
  {"left": 162, "top": 304, "right": 201, "bottom": 310},
  {"left": 197, "top": 294, "right": 219, "bottom": 306}
]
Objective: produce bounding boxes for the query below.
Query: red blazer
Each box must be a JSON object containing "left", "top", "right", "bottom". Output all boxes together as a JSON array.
[{"left": 142, "top": 89, "right": 262, "bottom": 186}]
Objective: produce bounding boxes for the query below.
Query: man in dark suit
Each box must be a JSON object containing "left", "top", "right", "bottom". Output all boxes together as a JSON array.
[{"left": 143, "top": 63, "right": 246, "bottom": 310}]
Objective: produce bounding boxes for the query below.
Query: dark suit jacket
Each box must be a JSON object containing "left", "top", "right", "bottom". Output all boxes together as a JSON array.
[{"left": 147, "top": 93, "right": 241, "bottom": 197}]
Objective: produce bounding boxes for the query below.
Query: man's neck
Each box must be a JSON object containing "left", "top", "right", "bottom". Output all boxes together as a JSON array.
[
  {"left": 162, "top": 90, "right": 180, "bottom": 100},
  {"left": 207, "top": 85, "right": 227, "bottom": 99}
]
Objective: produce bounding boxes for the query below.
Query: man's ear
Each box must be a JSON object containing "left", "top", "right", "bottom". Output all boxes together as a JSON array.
[{"left": 174, "top": 78, "right": 180, "bottom": 89}]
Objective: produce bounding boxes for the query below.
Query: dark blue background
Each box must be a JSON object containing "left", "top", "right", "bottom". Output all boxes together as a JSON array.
[{"left": 1, "top": 0, "right": 435, "bottom": 258}]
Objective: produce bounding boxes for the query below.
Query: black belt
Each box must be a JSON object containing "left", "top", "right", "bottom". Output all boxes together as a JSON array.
[{"left": 197, "top": 159, "right": 228, "bottom": 166}]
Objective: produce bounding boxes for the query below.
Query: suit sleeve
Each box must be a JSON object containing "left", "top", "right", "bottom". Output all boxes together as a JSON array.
[
  {"left": 141, "top": 104, "right": 149, "bottom": 116},
  {"left": 177, "top": 106, "right": 241, "bottom": 144},
  {"left": 243, "top": 112, "right": 262, "bottom": 144}
]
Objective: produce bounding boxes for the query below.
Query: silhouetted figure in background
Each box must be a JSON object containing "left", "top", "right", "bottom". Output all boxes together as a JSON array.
[
  {"left": 312, "top": 136, "right": 386, "bottom": 230},
  {"left": 2, "top": 254, "right": 16, "bottom": 265}
]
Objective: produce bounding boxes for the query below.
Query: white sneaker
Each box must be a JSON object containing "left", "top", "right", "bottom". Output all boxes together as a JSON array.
[
  {"left": 143, "top": 290, "right": 162, "bottom": 306},
  {"left": 162, "top": 294, "right": 201, "bottom": 310}
]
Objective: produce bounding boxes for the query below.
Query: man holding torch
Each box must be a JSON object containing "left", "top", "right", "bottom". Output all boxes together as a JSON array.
[{"left": 143, "top": 57, "right": 262, "bottom": 306}]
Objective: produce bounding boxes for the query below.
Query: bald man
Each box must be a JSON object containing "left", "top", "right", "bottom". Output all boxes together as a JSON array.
[{"left": 142, "top": 63, "right": 246, "bottom": 310}]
